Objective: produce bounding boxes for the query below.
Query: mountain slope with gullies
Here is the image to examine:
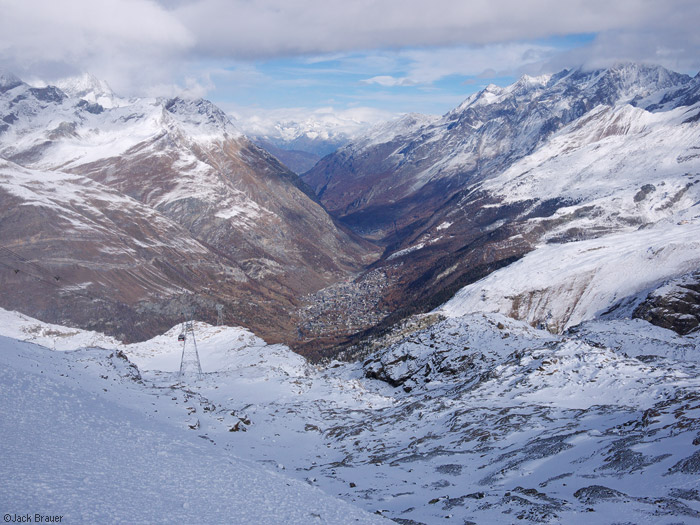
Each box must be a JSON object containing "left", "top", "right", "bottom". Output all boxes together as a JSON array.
[
  {"left": 298, "top": 64, "right": 700, "bottom": 346},
  {"left": 0, "top": 72, "right": 379, "bottom": 344},
  {"left": 304, "top": 64, "right": 693, "bottom": 242}
]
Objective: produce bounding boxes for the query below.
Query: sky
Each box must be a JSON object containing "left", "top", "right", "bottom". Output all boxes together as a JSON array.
[{"left": 1, "top": 0, "right": 699, "bottom": 127}]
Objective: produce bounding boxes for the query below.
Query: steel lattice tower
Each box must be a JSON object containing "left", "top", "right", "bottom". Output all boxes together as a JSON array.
[{"left": 178, "top": 319, "right": 202, "bottom": 380}]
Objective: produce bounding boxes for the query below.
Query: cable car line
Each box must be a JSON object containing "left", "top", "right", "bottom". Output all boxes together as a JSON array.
[{"left": 0, "top": 245, "right": 106, "bottom": 304}]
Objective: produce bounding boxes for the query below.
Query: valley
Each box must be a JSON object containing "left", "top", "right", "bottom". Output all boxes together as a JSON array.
[
  {"left": 296, "top": 267, "right": 397, "bottom": 358},
  {"left": 3, "top": 64, "right": 700, "bottom": 355},
  {"left": 1, "top": 61, "right": 700, "bottom": 524}
]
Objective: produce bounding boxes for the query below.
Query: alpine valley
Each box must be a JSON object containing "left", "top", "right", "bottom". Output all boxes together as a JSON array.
[
  {"left": 0, "top": 71, "right": 378, "bottom": 344},
  {"left": 2, "top": 63, "right": 700, "bottom": 524}
]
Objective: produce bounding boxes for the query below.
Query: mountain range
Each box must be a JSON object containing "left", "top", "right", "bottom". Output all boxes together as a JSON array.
[
  {"left": 2, "top": 62, "right": 700, "bottom": 524},
  {"left": 1, "top": 63, "right": 699, "bottom": 356},
  {"left": 235, "top": 107, "right": 392, "bottom": 174},
  {"left": 302, "top": 63, "right": 700, "bottom": 350},
  {"left": 0, "top": 71, "right": 377, "bottom": 344}
]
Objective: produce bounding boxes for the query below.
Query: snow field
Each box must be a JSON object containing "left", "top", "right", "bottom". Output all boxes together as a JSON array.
[
  {"left": 0, "top": 334, "right": 387, "bottom": 524},
  {"left": 441, "top": 219, "right": 700, "bottom": 332},
  {"left": 3, "top": 308, "right": 698, "bottom": 523}
]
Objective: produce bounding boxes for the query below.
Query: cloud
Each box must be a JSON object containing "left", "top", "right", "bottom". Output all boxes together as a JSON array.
[
  {"left": 400, "top": 44, "right": 559, "bottom": 84},
  {"left": 361, "top": 75, "right": 417, "bottom": 87},
  {"left": 167, "top": 0, "right": 700, "bottom": 75},
  {"left": 547, "top": 16, "right": 700, "bottom": 74},
  {"left": 352, "top": 43, "right": 559, "bottom": 91},
  {"left": 171, "top": 0, "right": 651, "bottom": 58},
  {"left": 227, "top": 104, "right": 397, "bottom": 140},
  {"left": 1, "top": 0, "right": 698, "bottom": 100},
  {"left": 0, "top": 0, "right": 193, "bottom": 94}
]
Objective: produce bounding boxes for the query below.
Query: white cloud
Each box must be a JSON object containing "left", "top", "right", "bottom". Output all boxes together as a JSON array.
[
  {"left": 399, "top": 44, "right": 560, "bottom": 85},
  {"left": 1, "top": 0, "right": 698, "bottom": 99},
  {"left": 171, "top": 0, "right": 652, "bottom": 58},
  {"left": 166, "top": 0, "right": 700, "bottom": 76},
  {"left": 0, "top": 0, "right": 193, "bottom": 94},
  {"left": 548, "top": 22, "right": 700, "bottom": 75},
  {"left": 361, "top": 75, "right": 417, "bottom": 87}
]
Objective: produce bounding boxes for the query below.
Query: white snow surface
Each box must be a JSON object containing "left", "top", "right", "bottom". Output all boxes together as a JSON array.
[
  {"left": 0, "top": 334, "right": 386, "bottom": 524},
  {"left": 441, "top": 219, "right": 700, "bottom": 331},
  {"left": 2, "top": 307, "right": 699, "bottom": 523}
]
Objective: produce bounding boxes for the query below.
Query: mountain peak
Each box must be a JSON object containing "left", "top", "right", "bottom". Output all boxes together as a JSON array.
[
  {"left": 163, "top": 96, "right": 243, "bottom": 139},
  {"left": 562, "top": 62, "right": 692, "bottom": 102},
  {"left": 513, "top": 73, "right": 551, "bottom": 89},
  {"left": 54, "top": 73, "right": 121, "bottom": 108},
  {"left": 603, "top": 61, "right": 688, "bottom": 84},
  {"left": 0, "top": 71, "right": 24, "bottom": 93}
]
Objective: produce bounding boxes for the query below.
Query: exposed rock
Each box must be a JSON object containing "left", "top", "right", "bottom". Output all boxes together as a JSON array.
[
  {"left": 634, "top": 271, "right": 700, "bottom": 335},
  {"left": 667, "top": 450, "right": 700, "bottom": 474},
  {"left": 574, "top": 485, "right": 630, "bottom": 504}
]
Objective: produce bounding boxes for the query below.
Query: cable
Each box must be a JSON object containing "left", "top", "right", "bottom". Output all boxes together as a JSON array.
[{"left": 0, "top": 245, "right": 107, "bottom": 304}]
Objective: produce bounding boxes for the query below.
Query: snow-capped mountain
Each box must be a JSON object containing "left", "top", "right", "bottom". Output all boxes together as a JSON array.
[
  {"left": 304, "top": 63, "right": 696, "bottom": 240},
  {"left": 235, "top": 107, "right": 397, "bottom": 173},
  {"left": 300, "top": 63, "right": 700, "bottom": 343},
  {"left": 0, "top": 74, "right": 378, "bottom": 343},
  {"left": 54, "top": 72, "right": 125, "bottom": 108}
]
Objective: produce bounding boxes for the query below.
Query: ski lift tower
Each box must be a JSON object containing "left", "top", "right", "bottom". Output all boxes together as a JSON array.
[
  {"left": 216, "top": 304, "right": 224, "bottom": 326},
  {"left": 178, "top": 317, "right": 202, "bottom": 380}
]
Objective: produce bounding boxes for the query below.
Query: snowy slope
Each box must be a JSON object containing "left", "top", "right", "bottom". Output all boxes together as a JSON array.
[
  {"left": 440, "top": 219, "right": 700, "bottom": 331},
  {"left": 0, "top": 308, "right": 302, "bottom": 375},
  {"left": 3, "top": 308, "right": 699, "bottom": 523},
  {"left": 352, "top": 313, "right": 700, "bottom": 523},
  {"left": 0, "top": 333, "right": 386, "bottom": 524},
  {"left": 479, "top": 100, "right": 700, "bottom": 233},
  {"left": 346, "top": 112, "right": 439, "bottom": 150}
]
